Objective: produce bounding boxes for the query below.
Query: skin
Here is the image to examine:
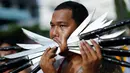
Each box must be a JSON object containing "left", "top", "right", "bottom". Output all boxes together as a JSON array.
[{"left": 40, "top": 9, "right": 102, "bottom": 73}]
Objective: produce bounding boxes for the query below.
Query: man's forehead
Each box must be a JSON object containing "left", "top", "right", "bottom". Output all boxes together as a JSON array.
[
  {"left": 51, "top": 9, "right": 73, "bottom": 23},
  {"left": 53, "top": 9, "right": 72, "bottom": 17}
]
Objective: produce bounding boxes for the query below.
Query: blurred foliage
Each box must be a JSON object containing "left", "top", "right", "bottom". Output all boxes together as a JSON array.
[
  {"left": 0, "top": 24, "right": 49, "bottom": 45},
  {"left": 0, "top": 24, "right": 49, "bottom": 37},
  {"left": 113, "top": 0, "right": 130, "bottom": 36},
  {"left": 114, "top": 0, "right": 130, "bottom": 27},
  {"left": 114, "top": 0, "right": 130, "bottom": 21}
]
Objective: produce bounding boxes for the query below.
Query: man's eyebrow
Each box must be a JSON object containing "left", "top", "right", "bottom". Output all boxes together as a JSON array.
[
  {"left": 50, "top": 21, "right": 68, "bottom": 25},
  {"left": 58, "top": 22, "right": 68, "bottom": 25}
]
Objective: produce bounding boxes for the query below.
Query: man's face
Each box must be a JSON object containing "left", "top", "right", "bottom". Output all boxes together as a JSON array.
[
  {"left": 0, "top": 43, "right": 15, "bottom": 57},
  {"left": 0, "top": 43, "right": 16, "bottom": 73},
  {"left": 50, "top": 9, "right": 78, "bottom": 53}
]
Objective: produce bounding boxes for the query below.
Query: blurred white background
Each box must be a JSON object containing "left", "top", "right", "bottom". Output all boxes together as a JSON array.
[{"left": 37, "top": 0, "right": 130, "bottom": 30}]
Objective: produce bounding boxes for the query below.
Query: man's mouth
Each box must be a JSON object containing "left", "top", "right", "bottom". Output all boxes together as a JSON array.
[{"left": 53, "top": 38, "right": 61, "bottom": 45}]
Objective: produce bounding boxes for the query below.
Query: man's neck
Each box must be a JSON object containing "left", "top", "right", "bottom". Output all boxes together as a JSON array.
[{"left": 61, "top": 51, "right": 82, "bottom": 64}]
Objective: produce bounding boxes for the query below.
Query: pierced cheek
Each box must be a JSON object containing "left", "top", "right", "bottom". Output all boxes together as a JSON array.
[
  {"left": 60, "top": 41, "right": 67, "bottom": 52},
  {"left": 61, "top": 36, "right": 67, "bottom": 49},
  {"left": 49, "top": 33, "right": 53, "bottom": 39},
  {"left": 50, "top": 29, "right": 55, "bottom": 39}
]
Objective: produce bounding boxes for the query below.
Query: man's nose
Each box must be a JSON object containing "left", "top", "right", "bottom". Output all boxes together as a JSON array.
[{"left": 53, "top": 26, "right": 59, "bottom": 37}]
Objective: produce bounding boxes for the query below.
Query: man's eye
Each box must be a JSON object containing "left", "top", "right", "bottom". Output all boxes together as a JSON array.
[
  {"left": 51, "top": 25, "right": 54, "bottom": 27},
  {"left": 60, "top": 25, "right": 65, "bottom": 27}
]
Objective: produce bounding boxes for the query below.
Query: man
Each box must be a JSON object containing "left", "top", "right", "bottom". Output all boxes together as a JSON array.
[
  {"left": 40, "top": 1, "right": 101, "bottom": 73},
  {"left": 40, "top": 1, "right": 122, "bottom": 73},
  {"left": 0, "top": 38, "right": 31, "bottom": 73}
]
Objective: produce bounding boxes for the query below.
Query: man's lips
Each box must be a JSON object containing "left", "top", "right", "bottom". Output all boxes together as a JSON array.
[{"left": 53, "top": 38, "right": 61, "bottom": 45}]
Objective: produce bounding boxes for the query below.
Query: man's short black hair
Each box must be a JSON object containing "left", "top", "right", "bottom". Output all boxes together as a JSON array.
[{"left": 54, "top": 1, "right": 88, "bottom": 26}]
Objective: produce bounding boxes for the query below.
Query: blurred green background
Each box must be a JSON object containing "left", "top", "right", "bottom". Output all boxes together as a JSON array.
[{"left": 0, "top": 0, "right": 130, "bottom": 44}]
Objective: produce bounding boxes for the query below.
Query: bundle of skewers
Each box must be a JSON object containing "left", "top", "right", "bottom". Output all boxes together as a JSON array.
[{"left": 1, "top": 11, "right": 130, "bottom": 73}]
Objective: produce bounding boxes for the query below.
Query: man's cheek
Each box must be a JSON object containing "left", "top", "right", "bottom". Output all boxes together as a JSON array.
[
  {"left": 62, "top": 30, "right": 70, "bottom": 38},
  {"left": 49, "top": 31, "right": 53, "bottom": 39},
  {"left": 60, "top": 29, "right": 69, "bottom": 43},
  {"left": 61, "top": 34, "right": 68, "bottom": 47}
]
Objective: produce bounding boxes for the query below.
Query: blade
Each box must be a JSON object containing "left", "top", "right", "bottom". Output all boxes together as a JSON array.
[
  {"left": 22, "top": 28, "right": 56, "bottom": 45},
  {"left": 100, "top": 30, "right": 126, "bottom": 39},
  {"left": 67, "top": 9, "right": 95, "bottom": 42},
  {"left": 68, "top": 29, "right": 125, "bottom": 50},
  {"left": 101, "top": 20, "right": 113, "bottom": 28},
  {"left": 80, "top": 12, "right": 108, "bottom": 34},
  {"left": 31, "top": 54, "right": 64, "bottom": 65},
  {"left": 67, "top": 12, "right": 109, "bottom": 44},
  {"left": 67, "top": 36, "right": 80, "bottom": 45},
  {"left": 69, "top": 48, "right": 80, "bottom": 54},
  {"left": 28, "top": 52, "right": 43, "bottom": 60},
  {"left": 67, "top": 29, "right": 125, "bottom": 47},
  {"left": 17, "top": 44, "right": 43, "bottom": 49},
  {"left": 31, "top": 56, "right": 41, "bottom": 65},
  {"left": 68, "top": 40, "right": 93, "bottom": 47},
  {"left": 67, "top": 10, "right": 95, "bottom": 45},
  {"left": 4, "top": 43, "right": 59, "bottom": 59}
]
